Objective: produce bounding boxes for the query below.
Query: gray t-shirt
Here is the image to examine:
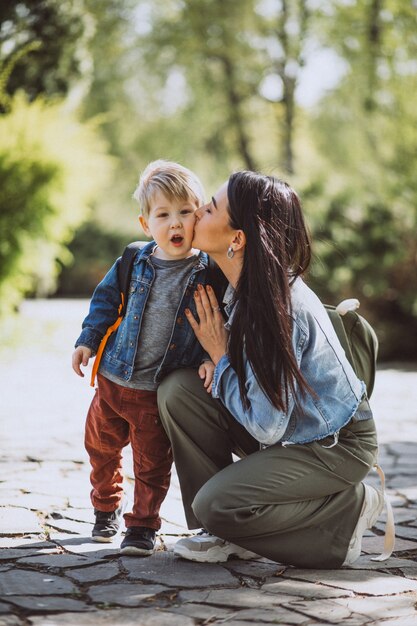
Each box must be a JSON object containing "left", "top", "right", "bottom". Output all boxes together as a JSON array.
[{"left": 102, "top": 253, "right": 199, "bottom": 390}]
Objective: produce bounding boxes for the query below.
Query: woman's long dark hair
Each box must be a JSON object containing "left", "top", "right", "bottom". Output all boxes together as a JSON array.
[{"left": 227, "top": 171, "right": 312, "bottom": 411}]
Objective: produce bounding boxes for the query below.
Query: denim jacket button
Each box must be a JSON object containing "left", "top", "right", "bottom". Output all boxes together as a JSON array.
[
  {"left": 177, "top": 317, "right": 183, "bottom": 325},
  {"left": 139, "top": 286, "right": 145, "bottom": 293},
  {"left": 169, "top": 343, "right": 176, "bottom": 350}
]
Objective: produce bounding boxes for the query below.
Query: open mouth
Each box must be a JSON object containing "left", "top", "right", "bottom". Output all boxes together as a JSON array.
[{"left": 171, "top": 234, "right": 184, "bottom": 246}]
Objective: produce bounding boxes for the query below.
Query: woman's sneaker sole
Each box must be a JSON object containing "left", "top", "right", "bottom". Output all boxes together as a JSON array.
[
  {"left": 343, "top": 483, "right": 384, "bottom": 566},
  {"left": 174, "top": 536, "right": 258, "bottom": 563}
]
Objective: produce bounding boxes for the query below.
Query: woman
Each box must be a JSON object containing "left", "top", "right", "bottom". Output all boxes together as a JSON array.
[{"left": 157, "top": 171, "right": 393, "bottom": 568}]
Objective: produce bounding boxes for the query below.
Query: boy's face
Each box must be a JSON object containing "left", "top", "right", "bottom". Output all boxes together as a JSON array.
[{"left": 139, "top": 190, "right": 198, "bottom": 261}]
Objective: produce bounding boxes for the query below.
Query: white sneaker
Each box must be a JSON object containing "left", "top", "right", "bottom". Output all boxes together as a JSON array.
[
  {"left": 343, "top": 483, "right": 384, "bottom": 566},
  {"left": 174, "top": 531, "right": 259, "bottom": 563}
]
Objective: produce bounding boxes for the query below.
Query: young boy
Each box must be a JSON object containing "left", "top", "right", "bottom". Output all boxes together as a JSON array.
[{"left": 72, "top": 160, "right": 214, "bottom": 556}]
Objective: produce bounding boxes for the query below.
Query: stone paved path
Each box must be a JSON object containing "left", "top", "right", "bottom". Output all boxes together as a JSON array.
[{"left": 1, "top": 300, "right": 417, "bottom": 625}]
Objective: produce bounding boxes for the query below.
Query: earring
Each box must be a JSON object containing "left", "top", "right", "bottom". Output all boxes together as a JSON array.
[{"left": 227, "top": 246, "right": 235, "bottom": 259}]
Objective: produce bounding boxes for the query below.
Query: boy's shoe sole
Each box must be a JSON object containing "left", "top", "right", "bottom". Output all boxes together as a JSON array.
[
  {"left": 174, "top": 535, "right": 258, "bottom": 563},
  {"left": 119, "top": 545, "right": 154, "bottom": 556},
  {"left": 92, "top": 535, "right": 115, "bottom": 544}
]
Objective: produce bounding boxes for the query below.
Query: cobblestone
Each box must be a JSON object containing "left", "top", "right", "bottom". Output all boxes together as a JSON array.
[{"left": 1, "top": 299, "right": 417, "bottom": 625}]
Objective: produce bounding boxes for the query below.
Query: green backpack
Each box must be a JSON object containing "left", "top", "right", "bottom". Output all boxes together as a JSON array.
[{"left": 325, "top": 300, "right": 378, "bottom": 398}]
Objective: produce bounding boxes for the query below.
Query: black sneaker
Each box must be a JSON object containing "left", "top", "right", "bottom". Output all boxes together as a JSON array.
[
  {"left": 92, "top": 499, "right": 127, "bottom": 543},
  {"left": 120, "top": 526, "right": 156, "bottom": 556}
]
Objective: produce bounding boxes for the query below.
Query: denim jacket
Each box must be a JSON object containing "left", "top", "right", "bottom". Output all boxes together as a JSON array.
[
  {"left": 75, "top": 241, "right": 209, "bottom": 384},
  {"left": 212, "top": 278, "right": 369, "bottom": 446}
]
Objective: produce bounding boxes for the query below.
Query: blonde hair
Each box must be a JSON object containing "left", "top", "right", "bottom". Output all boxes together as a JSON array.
[{"left": 133, "top": 160, "right": 204, "bottom": 216}]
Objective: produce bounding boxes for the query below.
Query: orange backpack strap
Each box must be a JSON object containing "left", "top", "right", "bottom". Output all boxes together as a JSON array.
[{"left": 90, "top": 299, "right": 124, "bottom": 387}]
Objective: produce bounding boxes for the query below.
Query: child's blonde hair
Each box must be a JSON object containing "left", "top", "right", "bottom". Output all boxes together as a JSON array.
[{"left": 133, "top": 160, "right": 204, "bottom": 216}]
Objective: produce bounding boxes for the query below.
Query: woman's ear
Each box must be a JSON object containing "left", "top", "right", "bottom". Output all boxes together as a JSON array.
[
  {"left": 232, "top": 229, "right": 246, "bottom": 252},
  {"left": 139, "top": 214, "right": 151, "bottom": 237}
]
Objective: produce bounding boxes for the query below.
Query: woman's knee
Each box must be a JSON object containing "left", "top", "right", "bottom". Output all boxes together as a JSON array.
[
  {"left": 192, "top": 486, "right": 217, "bottom": 532},
  {"left": 192, "top": 478, "right": 232, "bottom": 535}
]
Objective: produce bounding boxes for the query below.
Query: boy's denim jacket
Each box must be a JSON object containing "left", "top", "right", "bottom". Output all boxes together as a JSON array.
[
  {"left": 212, "top": 278, "right": 370, "bottom": 446},
  {"left": 75, "top": 241, "right": 209, "bottom": 384}
]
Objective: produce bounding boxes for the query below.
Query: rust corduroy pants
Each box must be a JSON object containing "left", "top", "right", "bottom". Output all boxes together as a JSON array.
[{"left": 85, "top": 374, "right": 172, "bottom": 529}]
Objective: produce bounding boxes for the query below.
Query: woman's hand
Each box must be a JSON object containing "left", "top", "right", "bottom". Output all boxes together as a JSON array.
[{"left": 186, "top": 284, "right": 228, "bottom": 365}]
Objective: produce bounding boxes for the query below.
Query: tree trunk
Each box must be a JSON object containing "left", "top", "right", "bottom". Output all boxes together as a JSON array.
[
  {"left": 274, "top": 0, "right": 309, "bottom": 175},
  {"left": 282, "top": 74, "right": 296, "bottom": 175},
  {"left": 365, "top": 0, "right": 383, "bottom": 111},
  {"left": 219, "top": 55, "right": 257, "bottom": 171}
]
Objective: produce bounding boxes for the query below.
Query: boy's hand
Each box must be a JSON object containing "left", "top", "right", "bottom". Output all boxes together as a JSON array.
[
  {"left": 198, "top": 360, "right": 215, "bottom": 394},
  {"left": 72, "top": 346, "right": 92, "bottom": 377}
]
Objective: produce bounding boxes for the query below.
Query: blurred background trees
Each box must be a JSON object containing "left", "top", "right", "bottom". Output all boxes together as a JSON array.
[{"left": 0, "top": 0, "right": 416, "bottom": 359}]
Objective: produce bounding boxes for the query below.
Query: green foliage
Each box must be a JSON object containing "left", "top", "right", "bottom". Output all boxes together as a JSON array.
[
  {"left": 0, "top": 93, "right": 113, "bottom": 315},
  {"left": 56, "top": 222, "right": 135, "bottom": 297},
  {"left": 308, "top": 184, "right": 417, "bottom": 359},
  {"left": 0, "top": 0, "right": 92, "bottom": 100},
  {"left": 0, "top": 41, "right": 42, "bottom": 112}
]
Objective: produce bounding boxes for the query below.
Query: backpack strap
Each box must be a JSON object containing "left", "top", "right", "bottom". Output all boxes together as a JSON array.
[
  {"left": 325, "top": 302, "right": 378, "bottom": 398},
  {"left": 371, "top": 463, "right": 396, "bottom": 562},
  {"left": 90, "top": 240, "right": 148, "bottom": 387},
  {"left": 90, "top": 314, "right": 125, "bottom": 387},
  {"left": 325, "top": 305, "right": 356, "bottom": 368}
]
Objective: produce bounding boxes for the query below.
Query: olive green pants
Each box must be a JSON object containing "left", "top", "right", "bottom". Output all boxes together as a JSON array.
[{"left": 157, "top": 368, "right": 378, "bottom": 568}]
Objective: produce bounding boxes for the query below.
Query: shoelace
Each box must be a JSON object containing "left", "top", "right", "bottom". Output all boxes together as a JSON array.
[{"left": 371, "top": 463, "right": 396, "bottom": 561}]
